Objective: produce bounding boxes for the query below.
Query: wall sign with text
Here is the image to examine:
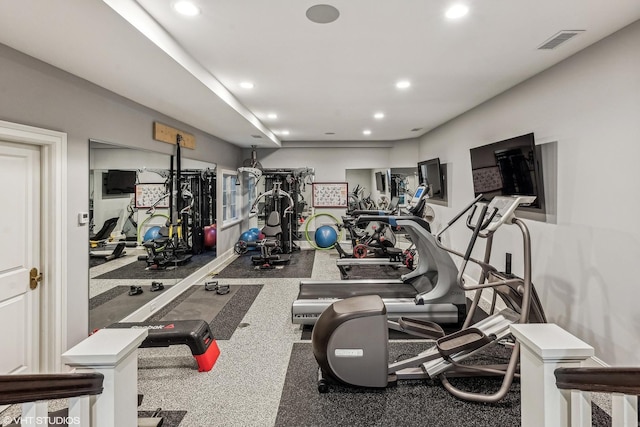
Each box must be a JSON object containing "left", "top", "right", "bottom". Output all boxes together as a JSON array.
[{"left": 312, "top": 182, "right": 348, "bottom": 208}]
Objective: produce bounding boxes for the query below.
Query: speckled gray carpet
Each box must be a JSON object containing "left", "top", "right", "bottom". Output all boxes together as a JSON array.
[
  {"left": 145, "top": 284, "right": 263, "bottom": 340},
  {"left": 275, "top": 342, "right": 612, "bottom": 427},
  {"left": 215, "top": 249, "right": 315, "bottom": 278},
  {"left": 93, "top": 250, "right": 217, "bottom": 280}
]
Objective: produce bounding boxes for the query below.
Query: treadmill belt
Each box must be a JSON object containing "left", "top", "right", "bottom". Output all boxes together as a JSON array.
[{"left": 298, "top": 283, "right": 417, "bottom": 299}]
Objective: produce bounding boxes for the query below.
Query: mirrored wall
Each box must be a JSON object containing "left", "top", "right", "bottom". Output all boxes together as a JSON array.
[
  {"left": 88, "top": 140, "right": 217, "bottom": 332},
  {"left": 345, "top": 167, "right": 419, "bottom": 211}
]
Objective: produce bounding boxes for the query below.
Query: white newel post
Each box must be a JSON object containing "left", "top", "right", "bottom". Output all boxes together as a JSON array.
[
  {"left": 511, "top": 324, "right": 594, "bottom": 427},
  {"left": 62, "top": 329, "right": 148, "bottom": 427}
]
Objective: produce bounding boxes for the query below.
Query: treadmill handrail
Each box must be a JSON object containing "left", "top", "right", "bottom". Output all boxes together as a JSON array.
[
  {"left": 349, "top": 209, "right": 393, "bottom": 216},
  {"left": 355, "top": 215, "right": 431, "bottom": 232}
]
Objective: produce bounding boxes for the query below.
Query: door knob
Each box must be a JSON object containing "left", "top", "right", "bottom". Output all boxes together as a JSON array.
[{"left": 29, "top": 268, "right": 42, "bottom": 290}]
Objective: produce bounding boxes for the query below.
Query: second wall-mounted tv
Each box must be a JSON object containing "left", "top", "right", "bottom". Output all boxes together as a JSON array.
[
  {"left": 104, "top": 170, "right": 137, "bottom": 194},
  {"left": 417, "top": 157, "right": 445, "bottom": 200},
  {"left": 375, "top": 171, "right": 386, "bottom": 192},
  {"left": 469, "top": 132, "right": 545, "bottom": 211}
]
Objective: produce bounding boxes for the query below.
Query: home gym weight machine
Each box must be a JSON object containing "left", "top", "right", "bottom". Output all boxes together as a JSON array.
[
  {"left": 234, "top": 181, "right": 296, "bottom": 268},
  {"left": 311, "top": 195, "right": 546, "bottom": 403},
  {"left": 259, "top": 168, "right": 314, "bottom": 248},
  {"left": 140, "top": 135, "right": 216, "bottom": 268}
]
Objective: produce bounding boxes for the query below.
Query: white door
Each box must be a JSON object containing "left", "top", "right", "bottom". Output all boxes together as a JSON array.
[{"left": 0, "top": 140, "right": 40, "bottom": 375}]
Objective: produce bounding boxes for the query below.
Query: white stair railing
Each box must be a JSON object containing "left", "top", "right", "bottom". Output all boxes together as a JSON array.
[
  {"left": 62, "top": 328, "right": 148, "bottom": 427},
  {"left": 0, "top": 372, "right": 103, "bottom": 426},
  {"left": 511, "top": 323, "right": 640, "bottom": 427}
]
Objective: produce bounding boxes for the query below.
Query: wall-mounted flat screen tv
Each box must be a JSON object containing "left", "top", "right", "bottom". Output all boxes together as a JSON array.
[
  {"left": 417, "top": 157, "right": 445, "bottom": 200},
  {"left": 469, "top": 132, "right": 545, "bottom": 211},
  {"left": 104, "top": 170, "right": 136, "bottom": 194}
]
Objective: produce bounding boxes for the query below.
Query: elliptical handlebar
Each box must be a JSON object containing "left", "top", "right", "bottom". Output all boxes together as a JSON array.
[
  {"left": 444, "top": 194, "right": 484, "bottom": 228},
  {"left": 463, "top": 204, "right": 489, "bottom": 263},
  {"left": 465, "top": 205, "right": 499, "bottom": 232},
  {"left": 435, "top": 195, "right": 534, "bottom": 293}
]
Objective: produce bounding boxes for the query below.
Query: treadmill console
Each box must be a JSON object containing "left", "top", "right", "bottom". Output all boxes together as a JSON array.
[
  {"left": 408, "top": 185, "right": 427, "bottom": 210},
  {"left": 483, "top": 195, "right": 536, "bottom": 232}
]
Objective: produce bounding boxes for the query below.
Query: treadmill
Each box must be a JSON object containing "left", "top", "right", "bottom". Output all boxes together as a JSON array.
[{"left": 292, "top": 189, "right": 467, "bottom": 326}]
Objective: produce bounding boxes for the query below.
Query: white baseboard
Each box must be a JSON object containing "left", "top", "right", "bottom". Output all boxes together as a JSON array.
[{"left": 121, "top": 248, "right": 237, "bottom": 323}]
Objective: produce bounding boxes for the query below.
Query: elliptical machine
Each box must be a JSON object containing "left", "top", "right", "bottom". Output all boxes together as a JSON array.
[{"left": 311, "top": 195, "right": 546, "bottom": 403}]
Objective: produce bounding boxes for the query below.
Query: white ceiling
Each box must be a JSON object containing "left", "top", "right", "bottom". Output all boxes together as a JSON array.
[{"left": 0, "top": 1, "right": 639, "bottom": 148}]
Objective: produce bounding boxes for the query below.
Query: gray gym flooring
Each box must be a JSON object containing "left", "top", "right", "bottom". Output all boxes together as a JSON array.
[
  {"left": 2, "top": 245, "right": 611, "bottom": 426},
  {"left": 132, "top": 247, "right": 612, "bottom": 427},
  {"left": 135, "top": 246, "right": 332, "bottom": 426}
]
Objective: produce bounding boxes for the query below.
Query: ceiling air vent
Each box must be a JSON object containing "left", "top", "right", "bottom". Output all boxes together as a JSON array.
[
  {"left": 411, "top": 128, "right": 423, "bottom": 132},
  {"left": 538, "top": 30, "right": 584, "bottom": 50},
  {"left": 251, "top": 135, "right": 262, "bottom": 139}
]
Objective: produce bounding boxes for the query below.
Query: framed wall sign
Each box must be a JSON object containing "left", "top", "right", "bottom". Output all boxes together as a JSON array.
[
  {"left": 312, "top": 182, "right": 348, "bottom": 208},
  {"left": 135, "top": 183, "right": 169, "bottom": 208}
]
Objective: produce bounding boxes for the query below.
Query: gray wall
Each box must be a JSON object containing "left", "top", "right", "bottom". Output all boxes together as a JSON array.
[
  {"left": 0, "top": 43, "right": 243, "bottom": 350},
  {"left": 417, "top": 21, "right": 640, "bottom": 365}
]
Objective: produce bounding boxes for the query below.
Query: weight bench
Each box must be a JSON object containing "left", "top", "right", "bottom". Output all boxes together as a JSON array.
[{"left": 107, "top": 320, "right": 220, "bottom": 372}]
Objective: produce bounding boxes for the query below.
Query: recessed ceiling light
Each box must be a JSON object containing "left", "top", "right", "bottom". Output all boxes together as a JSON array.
[
  {"left": 173, "top": 1, "right": 200, "bottom": 16},
  {"left": 445, "top": 4, "right": 469, "bottom": 19},
  {"left": 363, "top": 130, "right": 372, "bottom": 136},
  {"left": 267, "top": 113, "right": 278, "bottom": 119},
  {"left": 374, "top": 112, "right": 385, "bottom": 119},
  {"left": 280, "top": 130, "right": 290, "bottom": 136},
  {"left": 396, "top": 80, "right": 411, "bottom": 89},
  {"left": 240, "top": 82, "right": 254, "bottom": 89}
]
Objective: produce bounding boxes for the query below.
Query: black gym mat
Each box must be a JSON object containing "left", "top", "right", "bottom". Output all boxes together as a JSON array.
[
  {"left": 145, "top": 284, "right": 263, "bottom": 340},
  {"left": 89, "top": 285, "right": 173, "bottom": 331},
  {"left": 215, "top": 249, "right": 315, "bottom": 279},
  {"left": 138, "top": 410, "right": 186, "bottom": 426},
  {"left": 93, "top": 250, "right": 217, "bottom": 280},
  {"left": 275, "top": 342, "right": 612, "bottom": 427},
  {"left": 89, "top": 256, "right": 108, "bottom": 268}
]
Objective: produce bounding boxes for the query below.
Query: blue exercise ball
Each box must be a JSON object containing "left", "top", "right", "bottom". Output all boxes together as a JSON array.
[
  {"left": 143, "top": 226, "right": 161, "bottom": 242},
  {"left": 315, "top": 225, "right": 338, "bottom": 249},
  {"left": 240, "top": 230, "right": 259, "bottom": 250},
  {"left": 240, "top": 230, "right": 258, "bottom": 242}
]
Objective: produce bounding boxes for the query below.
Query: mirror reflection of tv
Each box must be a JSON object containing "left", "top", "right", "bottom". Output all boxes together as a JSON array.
[
  {"left": 469, "top": 132, "right": 545, "bottom": 211},
  {"left": 417, "top": 158, "right": 445, "bottom": 200},
  {"left": 105, "top": 170, "right": 136, "bottom": 194},
  {"left": 375, "top": 171, "right": 386, "bottom": 192}
]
